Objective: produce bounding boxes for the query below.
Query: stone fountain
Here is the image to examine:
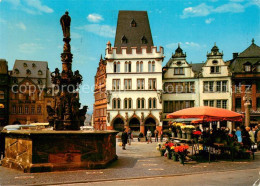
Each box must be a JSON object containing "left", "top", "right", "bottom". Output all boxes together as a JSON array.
[{"left": 1, "top": 12, "right": 117, "bottom": 173}]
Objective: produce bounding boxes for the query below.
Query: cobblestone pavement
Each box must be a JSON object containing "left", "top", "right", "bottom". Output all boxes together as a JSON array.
[{"left": 0, "top": 139, "right": 259, "bottom": 185}]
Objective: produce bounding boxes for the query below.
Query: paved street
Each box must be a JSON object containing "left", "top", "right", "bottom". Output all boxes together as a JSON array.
[
  {"left": 0, "top": 139, "right": 259, "bottom": 185},
  {"left": 62, "top": 168, "right": 260, "bottom": 186}
]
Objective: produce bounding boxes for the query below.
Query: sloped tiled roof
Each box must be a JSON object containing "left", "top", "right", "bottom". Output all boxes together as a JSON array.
[
  {"left": 237, "top": 42, "right": 260, "bottom": 58},
  {"left": 12, "top": 60, "right": 48, "bottom": 78},
  {"left": 230, "top": 41, "right": 260, "bottom": 73},
  {"left": 114, "top": 11, "right": 153, "bottom": 52},
  {"left": 191, "top": 63, "right": 204, "bottom": 73}
]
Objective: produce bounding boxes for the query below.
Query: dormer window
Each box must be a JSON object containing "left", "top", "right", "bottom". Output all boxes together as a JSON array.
[
  {"left": 257, "top": 62, "right": 260, "bottom": 72},
  {"left": 244, "top": 62, "right": 252, "bottom": 72},
  {"left": 131, "top": 19, "right": 136, "bottom": 27},
  {"left": 26, "top": 69, "right": 31, "bottom": 75},
  {"left": 14, "top": 69, "right": 19, "bottom": 74},
  {"left": 212, "top": 60, "right": 218, "bottom": 65},
  {"left": 38, "top": 70, "right": 43, "bottom": 75},
  {"left": 245, "top": 65, "right": 251, "bottom": 72},
  {"left": 141, "top": 36, "right": 147, "bottom": 44},
  {"left": 32, "top": 63, "right": 36, "bottom": 67},
  {"left": 121, "top": 35, "right": 127, "bottom": 44},
  {"left": 23, "top": 63, "right": 27, "bottom": 67},
  {"left": 176, "top": 61, "right": 182, "bottom": 66},
  {"left": 210, "top": 66, "right": 220, "bottom": 74}
]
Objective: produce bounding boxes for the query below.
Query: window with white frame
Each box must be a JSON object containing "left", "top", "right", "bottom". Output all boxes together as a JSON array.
[
  {"left": 124, "top": 79, "right": 132, "bottom": 90},
  {"left": 210, "top": 66, "right": 220, "bottom": 73},
  {"left": 148, "top": 61, "right": 152, "bottom": 72},
  {"left": 137, "top": 79, "right": 144, "bottom": 90},
  {"left": 137, "top": 98, "right": 145, "bottom": 109},
  {"left": 112, "top": 79, "right": 120, "bottom": 90},
  {"left": 174, "top": 67, "right": 184, "bottom": 75},
  {"left": 152, "top": 61, "right": 155, "bottom": 72},
  {"left": 148, "top": 79, "right": 156, "bottom": 90}
]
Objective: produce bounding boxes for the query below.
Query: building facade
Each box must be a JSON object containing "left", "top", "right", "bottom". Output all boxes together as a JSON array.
[
  {"left": 199, "top": 44, "right": 232, "bottom": 129},
  {"left": 230, "top": 39, "right": 260, "bottom": 126},
  {"left": 9, "top": 60, "right": 54, "bottom": 124},
  {"left": 0, "top": 59, "right": 10, "bottom": 128},
  {"left": 162, "top": 45, "right": 201, "bottom": 129},
  {"left": 104, "top": 11, "right": 164, "bottom": 134},
  {"left": 93, "top": 56, "right": 107, "bottom": 130},
  {"left": 162, "top": 44, "right": 233, "bottom": 129}
]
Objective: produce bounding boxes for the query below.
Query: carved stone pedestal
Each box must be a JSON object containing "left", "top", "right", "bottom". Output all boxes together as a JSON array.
[{"left": 1, "top": 130, "right": 118, "bottom": 173}]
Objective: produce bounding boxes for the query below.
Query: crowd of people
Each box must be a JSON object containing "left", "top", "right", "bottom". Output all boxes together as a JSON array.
[
  {"left": 121, "top": 128, "right": 161, "bottom": 150},
  {"left": 121, "top": 124, "right": 260, "bottom": 151},
  {"left": 198, "top": 124, "right": 260, "bottom": 150}
]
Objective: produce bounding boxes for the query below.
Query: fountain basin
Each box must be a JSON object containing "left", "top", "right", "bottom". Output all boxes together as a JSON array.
[{"left": 1, "top": 130, "right": 118, "bottom": 173}]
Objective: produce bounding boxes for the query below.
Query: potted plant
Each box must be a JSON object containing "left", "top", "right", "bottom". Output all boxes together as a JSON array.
[
  {"left": 165, "top": 142, "right": 174, "bottom": 159},
  {"left": 174, "top": 144, "right": 189, "bottom": 165},
  {"left": 193, "top": 130, "right": 202, "bottom": 143},
  {"left": 184, "top": 125, "right": 195, "bottom": 140},
  {"left": 181, "top": 126, "right": 187, "bottom": 139},
  {"left": 171, "top": 146, "right": 178, "bottom": 161}
]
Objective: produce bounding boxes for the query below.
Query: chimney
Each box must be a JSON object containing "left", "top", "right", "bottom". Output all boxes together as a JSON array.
[{"left": 233, "top": 53, "right": 238, "bottom": 59}]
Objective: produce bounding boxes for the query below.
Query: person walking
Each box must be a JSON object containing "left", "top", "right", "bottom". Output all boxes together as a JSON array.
[
  {"left": 121, "top": 128, "right": 128, "bottom": 150},
  {"left": 247, "top": 127, "right": 255, "bottom": 144},
  {"left": 147, "top": 129, "right": 152, "bottom": 144},
  {"left": 235, "top": 127, "right": 242, "bottom": 143},
  {"left": 154, "top": 129, "right": 159, "bottom": 142},
  {"left": 241, "top": 126, "right": 251, "bottom": 150},
  {"left": 127, "top": 128, "right": 132, "bottom": 145},
  {"left": 160, "top": 130, "right": 163, "bottom": 142}
]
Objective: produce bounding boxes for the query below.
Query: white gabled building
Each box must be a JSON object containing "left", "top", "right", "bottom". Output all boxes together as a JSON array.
[
  {"left": 162, "top": 45, "right": 202, "bottom": 129},
  {"left": 199, "top": 43, "right": 232, "bottom": 129},
  {"left": 104, "top": 11, "right": 164, "bottom": 134}
]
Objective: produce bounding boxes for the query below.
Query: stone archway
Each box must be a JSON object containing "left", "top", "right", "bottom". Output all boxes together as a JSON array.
[
  {"left": 144, "top": 117, "right": 156, "bottom": 136},
  {"left": 112, "top": 117, "right": 125, "bottom": 132},
  {"left": 129, "top": 117, "right": 140, "bottom": 132}
]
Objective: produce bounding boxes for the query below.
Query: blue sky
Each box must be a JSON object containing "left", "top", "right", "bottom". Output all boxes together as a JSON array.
[{"left": 0, "top": 0, "right": 260, "bottom": 112}]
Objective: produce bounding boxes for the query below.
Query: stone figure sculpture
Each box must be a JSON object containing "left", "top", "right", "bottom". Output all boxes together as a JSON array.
[{"left": 60, "top": 11, "right": 71, "bottom": 38}]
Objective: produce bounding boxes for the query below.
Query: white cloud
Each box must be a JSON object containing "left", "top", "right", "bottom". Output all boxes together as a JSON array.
[
  {"left": 166, "top": 42, "right": 204, "bottom": 50},
  {"left": 205, "top": 18, "right": 215, "bottom": 24},
  {"left": 214, "top": 3, "right": 245, "bottom": 13},
  {"left": 19, "top": 43, "right": 44, "bottom": 53},
  {"left": 248, "top": 0, "right": 260, "bottom": 8},
  {"left": 6, "top": 0, "right": 53, "bottom": 14},
  {"left": 181, "top": 2, "right": 247, "bottom": 18},
  {"left": 24, "top": 0, "right": 53, "bottom": 13},
  {"left": 87, "top": 14, "right": 104, "bottom": 23},
  {"left": 16, "top": 22, "right": 26, "bottom": 30},
  {"left": 76, "top": 24, "right": 115, "bottom": 38},
  {"left": 181, "top": 3, "right": 213, "bottom": 18}
]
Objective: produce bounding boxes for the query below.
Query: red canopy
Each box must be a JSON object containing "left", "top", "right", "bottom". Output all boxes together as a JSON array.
[{"left": 166, "top": 106, "right": 243, "bottom": 122}]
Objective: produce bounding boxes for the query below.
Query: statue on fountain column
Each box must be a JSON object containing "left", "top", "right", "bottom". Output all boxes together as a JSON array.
[{"left": 60, "top": 11, "right": 71, "bottom": 38}]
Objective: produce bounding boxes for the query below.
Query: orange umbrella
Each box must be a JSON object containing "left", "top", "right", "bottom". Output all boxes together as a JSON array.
[{"left": 167, "top": 106, "right": 243, "bottom": 122}]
